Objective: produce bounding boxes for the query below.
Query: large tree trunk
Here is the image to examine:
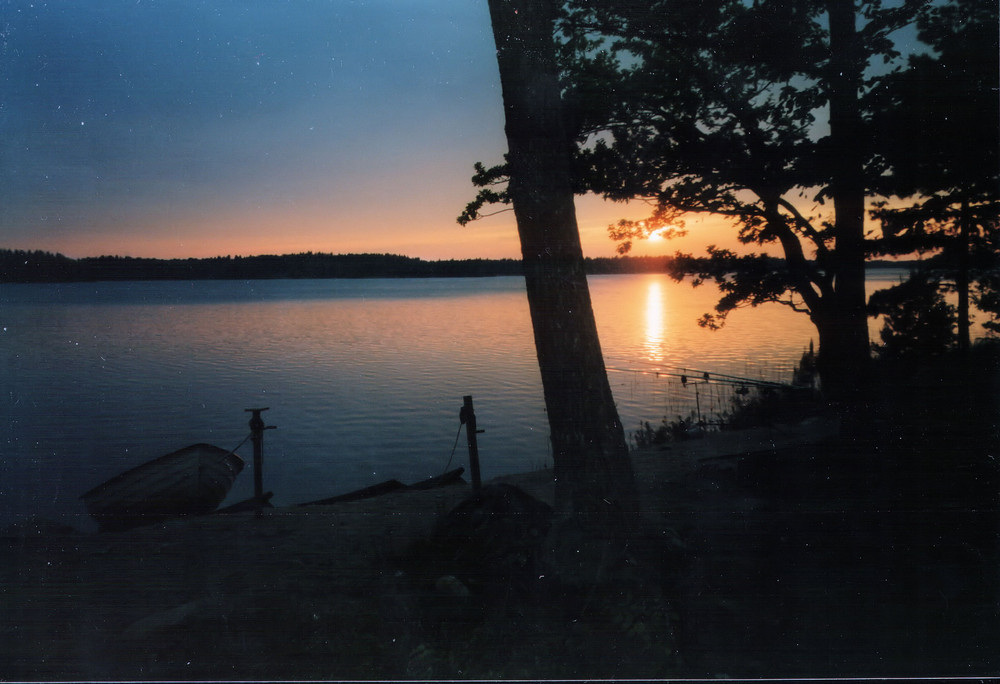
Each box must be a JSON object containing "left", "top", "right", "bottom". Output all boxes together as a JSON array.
[
  {"left": 486, "top": 0, "right": 635, "bottom": 518},
  {"left": 957, "top": 198, "right": 972, "bottom": 353},
  {"left": 812, "top": 305, "right": 860, "bottom": 395},
  {"left": 825, "top": 0, "right": 873, "bottom": 401}
]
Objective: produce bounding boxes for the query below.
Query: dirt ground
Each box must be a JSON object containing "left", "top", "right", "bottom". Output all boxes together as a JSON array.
[{"left": 2, "top": 407, "right": 998, "bottom": 680}]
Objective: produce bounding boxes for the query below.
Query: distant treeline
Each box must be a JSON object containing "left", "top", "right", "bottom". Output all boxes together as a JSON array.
[{"left": 0, "top": 249, "right": 676, "bottom": 283}]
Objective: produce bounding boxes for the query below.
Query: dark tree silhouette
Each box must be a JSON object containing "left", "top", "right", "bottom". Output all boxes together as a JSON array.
[
  {"left": 823, "top": 0, "right": 873, "bottom": 399},
  {"left": 868, "top": 273, "right": 958, "bottom": 361},
  {"left": 464, "top": 1, "right": 925, "bottom": 401},
  {"left": 558, "top": 0, "right": 920, "bottom": 401},
  {"left": 483, "top": 0, "right": 636, "bottom": 524},
  {"left": 870, "top": 0, "right": 1000, "bottom": 350}
]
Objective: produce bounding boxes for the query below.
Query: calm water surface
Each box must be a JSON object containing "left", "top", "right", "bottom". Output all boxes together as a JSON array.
[{"left": 1, "top": 272, "right": 909, "bottom": 529}]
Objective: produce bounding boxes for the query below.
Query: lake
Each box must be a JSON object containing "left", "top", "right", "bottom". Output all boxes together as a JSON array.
[{"left": 1, "top": 270, "right": 915, "bottom": 529}]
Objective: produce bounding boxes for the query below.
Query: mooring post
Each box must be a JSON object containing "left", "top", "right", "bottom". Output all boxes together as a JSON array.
[
  {"left": 245, "top": 407, "right": 276, "bottom": 516},
  {"left": 460, "top": 395, "right": 483, "bottom": 495}
]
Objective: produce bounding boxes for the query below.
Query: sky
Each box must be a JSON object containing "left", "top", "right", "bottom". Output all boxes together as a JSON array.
[{"left": 0, "top": 0, "right": 711, "bottom": 261}]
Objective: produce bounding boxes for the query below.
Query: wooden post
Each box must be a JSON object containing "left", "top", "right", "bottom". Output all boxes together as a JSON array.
[
  {"left": 461, "top": 396, "right": 483, "bottom": 495},
  {"left": 245, "top": 407, "right": 275, "bottom": 516}
]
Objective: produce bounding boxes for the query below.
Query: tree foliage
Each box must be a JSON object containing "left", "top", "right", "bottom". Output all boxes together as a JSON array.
[
  {"left": 558, "top": 0, "right": 920, "bottom": 397},
  {"left": 870, "top": 0, "right": 998, "bottom": 200},
  {"left": 869, "top": 272, "right": 958, "bottom": 360},
  {"left": 463, "top": 0, "right": 928, "bottom": 396},
  {"left": 462, "top": 0, "right": 998, "bottom": 385},
  {"left": 869, "top": 0, "right": 1000, "bottom": 346}
]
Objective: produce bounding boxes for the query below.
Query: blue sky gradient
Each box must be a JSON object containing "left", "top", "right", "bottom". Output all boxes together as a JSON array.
[{"left": 1, "top": 1, "right": 562, "bottom": 259}]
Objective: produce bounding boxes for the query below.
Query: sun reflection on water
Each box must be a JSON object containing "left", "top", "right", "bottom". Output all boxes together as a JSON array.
[{"left": 644, "top": 279, "right": 666, "bottom": 362}]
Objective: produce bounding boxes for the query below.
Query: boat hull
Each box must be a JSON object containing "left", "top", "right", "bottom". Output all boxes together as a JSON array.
[
  {"left": 297, "top": 467, "right": 466, "bottom": 506},
  {"left": 80, "top": 443, "right": 244, "bottom": 531}
]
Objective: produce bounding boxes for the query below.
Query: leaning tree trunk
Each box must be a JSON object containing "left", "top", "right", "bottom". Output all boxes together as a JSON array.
[
  {"left": 486, "top": 0, "right": 635, "bottom": 518},
  {"left": 825, "top": 0, "right": 874, "bottom": 402}
]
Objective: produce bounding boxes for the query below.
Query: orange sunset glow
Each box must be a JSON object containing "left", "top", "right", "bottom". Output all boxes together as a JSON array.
[{"left": 18, "top": 187, "right": 738, "bottom": 262}]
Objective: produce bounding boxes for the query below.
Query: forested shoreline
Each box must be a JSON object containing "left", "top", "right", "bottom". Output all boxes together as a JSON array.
[
  {"left": 0, "top": 249, "right": 679, "bottom": 283},
  {"left": 0, "top": 249, "right": 920, "bottom": 283}
]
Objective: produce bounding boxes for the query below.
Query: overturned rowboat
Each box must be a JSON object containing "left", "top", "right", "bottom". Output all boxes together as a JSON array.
[{"left": 80, "top": 443, "right": 245, "bottom": 531}]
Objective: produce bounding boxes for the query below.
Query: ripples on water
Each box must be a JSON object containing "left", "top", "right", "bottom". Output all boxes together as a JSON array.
[{"left": 1, "top": 273, "right": 904, "bottom": 528}]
